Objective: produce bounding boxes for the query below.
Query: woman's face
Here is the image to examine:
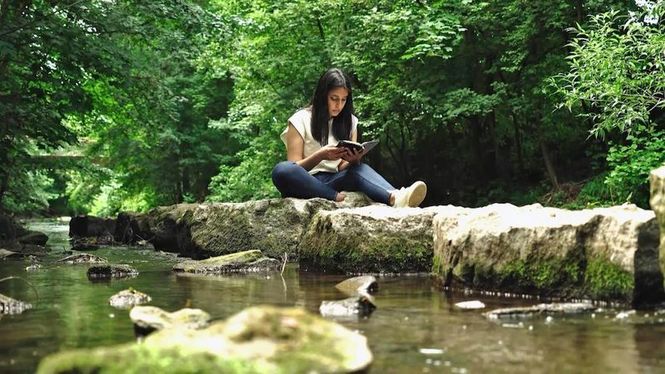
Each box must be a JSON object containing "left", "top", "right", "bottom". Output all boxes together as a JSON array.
[{"left": 327, "top": 86, "right": 348, "bottom": 118}]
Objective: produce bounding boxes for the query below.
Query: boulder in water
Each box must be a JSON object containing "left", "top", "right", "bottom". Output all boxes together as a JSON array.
[
  {"left": 129, "top": 305, "right": 210, "bottom": 336},
  {"left": 109, "top": 289, "right": 152, "bottom": 309},
  {"left": 87, "top": 264, "right": 138, "bottom": 280}
]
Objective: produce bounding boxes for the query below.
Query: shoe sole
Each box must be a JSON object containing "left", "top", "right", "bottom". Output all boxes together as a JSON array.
[{"left": 408, "top": 181, "right": 427, "bottom": 207}]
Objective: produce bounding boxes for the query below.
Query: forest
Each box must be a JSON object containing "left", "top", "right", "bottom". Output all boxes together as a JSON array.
[{"left": 0, "top": 0, "right": 663, "bottom": 217}]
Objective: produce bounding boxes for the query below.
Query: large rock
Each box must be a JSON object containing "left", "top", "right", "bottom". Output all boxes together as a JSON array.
[
  {"left": 37, "top": 306, "right": 373, "bottom": 374},
  {"left": 299, "top": 206, "right": 438, "bottom": 273},
  {"left": 69, "top": 215, "right": 116, "bottom": 239},
  {"left": 433, "top": 203, "right": 665, "bottom": 307},
  {"left": 116, "top": 194, "right": 373, "bottom": 259},
  {"left": 650, "top": 164, "right": 665, "bottom": 282}
]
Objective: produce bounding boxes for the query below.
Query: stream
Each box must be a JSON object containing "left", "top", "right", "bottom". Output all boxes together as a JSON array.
[{"left": 1, "top": 219, "right": 665, "bottom": 373}]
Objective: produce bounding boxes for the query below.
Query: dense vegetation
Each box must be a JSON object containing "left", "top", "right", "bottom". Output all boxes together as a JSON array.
[{"left": 0, "top": 0, "right": 663, "bottom": 216}]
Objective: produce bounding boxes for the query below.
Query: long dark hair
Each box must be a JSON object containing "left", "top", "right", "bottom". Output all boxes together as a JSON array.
[{"left": 310, "top": 68, "right": 354, "bottom": 145}]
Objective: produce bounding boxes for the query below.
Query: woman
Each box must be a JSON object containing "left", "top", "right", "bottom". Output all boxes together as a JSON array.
[{"left": 271, "top": 68, "right": 426, "bottom": 207}]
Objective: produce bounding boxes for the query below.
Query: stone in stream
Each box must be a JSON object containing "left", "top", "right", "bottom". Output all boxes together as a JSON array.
[
  {"left": 109, "top": 289, "right": 152, "bottom": 310},
  {"left": 484, "top": 302, "right": 596, "bottom": 320},
  {"left": 87, "top": 264, "right": 139, "bottom": 280},
  {"left": 17, "top": 230, "right": 48, "bottom": 246},
  {"left": 320, "top": 295, "right": 376, "bottom": 318},
  {"left": 172, "top": 250, "right": 280, "bottom": 274},
  {"left": 335, "top": 275, "right": 378, "bottom": 296},
  {"left": 433, "top": 203, "right": 665, "bottom": 308},
  {"left": 129, "top": 306, "right": 210, "bottom": 337},
  {"left": 56, "top": 253, "right": 107, "bottom": 264},
  {"left": 0, "top": 248, "right": 18, "bottom": 259},
  {"left": 299, "top": 205, "right": 438, "bottom": 273},
  {"left": 455, "top": 300, "right": 486, "bottom": 310},
  {"left": 38, "top": 306, "right": 373, "bottom": 373},
  {"left": 0, "top": 293, "right": 32, "bottom": 315}
]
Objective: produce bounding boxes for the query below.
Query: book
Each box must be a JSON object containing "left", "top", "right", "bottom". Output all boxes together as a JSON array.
[{"left": 336, "top": 139, "right": 379, "bottom": 153}]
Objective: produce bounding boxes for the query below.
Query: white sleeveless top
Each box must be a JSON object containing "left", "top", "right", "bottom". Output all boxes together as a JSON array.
[{"left": 280, "top": 108, "right": 358, "bottom": 175}]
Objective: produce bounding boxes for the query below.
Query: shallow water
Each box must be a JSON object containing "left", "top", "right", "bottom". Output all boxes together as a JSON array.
[{"left": 1, "top": 219, "right": 665, "bottom": 373}]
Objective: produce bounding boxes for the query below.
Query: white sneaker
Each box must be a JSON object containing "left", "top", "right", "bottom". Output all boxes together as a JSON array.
[{"left": 393, "top": 181, "right": 427, "bottom": 208}]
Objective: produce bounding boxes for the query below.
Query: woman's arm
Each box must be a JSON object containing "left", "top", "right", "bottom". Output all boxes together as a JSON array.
[{"left": 286, "top": 123, "right": 346, "bottom": 171}]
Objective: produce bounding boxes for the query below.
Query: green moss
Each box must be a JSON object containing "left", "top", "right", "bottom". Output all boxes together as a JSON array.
[
  {"left": 37, "top": 344, "right": 266, "bottom": 374},
  {"left": 300, "top": 221, "right": 432, "bottom": 273},
  {"left": 584, "top": 259, "right": 633, "bottom": 300}
]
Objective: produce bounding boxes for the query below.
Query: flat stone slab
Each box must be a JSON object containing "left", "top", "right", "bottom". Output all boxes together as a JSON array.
[
  {"left": 299, "top": 206, "right": 439, "bottom": 273},
  {"left": 484, "top": 302, "right": 596, "bottom": 319},
  {"left": 455, "top": 300, "right": 486, "bottom": 310},
  {"left": 433, "top": 203, "right": 664, "bottom": 307},
  {"left": 172, "top": 250, "right": 281, "bottom": 274},
  {"left": 0, "top": 293, "right": 32, "bottom": 315},
  {"left": 109, "top": 289, "right": 151, "bottom": 309},
  {"left": 38, "top": 306, "right": 373, "bottom": 373},
  {"left": 87, "top": 264, "right": 139, "bottom": 280}
]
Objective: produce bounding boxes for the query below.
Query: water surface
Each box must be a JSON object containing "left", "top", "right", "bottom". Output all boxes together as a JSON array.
[{"left": 1, "top": 219, "right": 665, "bottom": 373}]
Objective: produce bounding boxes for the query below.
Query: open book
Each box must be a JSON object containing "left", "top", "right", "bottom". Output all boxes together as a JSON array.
[{"left": 336, "top": 139, "right": 379, "bottom": 153}]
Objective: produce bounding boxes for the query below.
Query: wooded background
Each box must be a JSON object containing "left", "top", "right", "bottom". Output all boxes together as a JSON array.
[{"left": 1, "top": 0, "right": 663, "bottom": 216}]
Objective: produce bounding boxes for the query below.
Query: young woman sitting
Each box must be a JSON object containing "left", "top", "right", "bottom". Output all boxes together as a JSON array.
[{"left": 271, "top": 68, "right": 426, "bottom": 207}]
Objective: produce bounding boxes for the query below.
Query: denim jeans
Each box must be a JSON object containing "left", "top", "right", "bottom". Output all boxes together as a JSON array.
[{"left": 271, "top": 161, "right": 395, "bottom": 204}]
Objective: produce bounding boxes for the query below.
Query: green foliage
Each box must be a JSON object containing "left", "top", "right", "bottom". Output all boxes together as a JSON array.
[{"left": 555, "top": 3, "right": 665, "bottom": 207}]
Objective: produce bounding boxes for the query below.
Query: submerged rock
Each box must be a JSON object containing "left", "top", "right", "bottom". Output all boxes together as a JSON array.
[
  {"left": 433, "top": 203, "right": 664, "bottom": 307},
  {"left": 87, "top": 264, "right": 138, "bottom": 280},
  {"left": 320, "top": 295, "right": 376, "bottom": 318},
  {"left": 299, "top": 205, "right": 438, "bottom": 273},
  {"left": 56, "top": 253, "right": 107, "bottom": 264},
  {"left": 38, "top": 306, "right": 373, "bottom": 373},
  {"left": 335, "top": 275, "right": 378, "bottom": 296},
  {"left": 0, "top": 293, "right": 32, "bottom": 315},
  {"left": 129, "top": 306, "right": 210, "bottom": 336},
  {"left": 172, "top": 250, "right": 280, "bottom": 274},
  {"left": 484, "top": 302, "right": 596, "bottom": 320},
  {"left": 109, "top": 289, "right": 151, "bottom": 310}
]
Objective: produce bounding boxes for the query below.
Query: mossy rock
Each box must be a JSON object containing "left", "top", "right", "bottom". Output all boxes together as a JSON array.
[
  {"left": 299, "top": 206, "right": 437, "bottom": 273},
  {"left": 37, "top": 306, "right": 372, "bottom": 374}
]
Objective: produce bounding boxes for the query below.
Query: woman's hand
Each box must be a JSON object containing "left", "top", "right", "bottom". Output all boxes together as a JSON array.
[
  {"left": 341, "top": 147, "right": 365, "bottom": 164},
  {"left": 316, "top": 145, "right": 348, "bottom": 161}
]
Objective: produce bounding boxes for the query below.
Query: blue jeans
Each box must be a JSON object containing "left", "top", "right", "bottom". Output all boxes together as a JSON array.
[{"left": 271, "top": 161, "right": 395, "bottom": 204}]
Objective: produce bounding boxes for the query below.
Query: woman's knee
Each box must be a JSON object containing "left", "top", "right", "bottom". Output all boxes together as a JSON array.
[{"left": 272, "top": 161, "right": 301, "bottom": 185}]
